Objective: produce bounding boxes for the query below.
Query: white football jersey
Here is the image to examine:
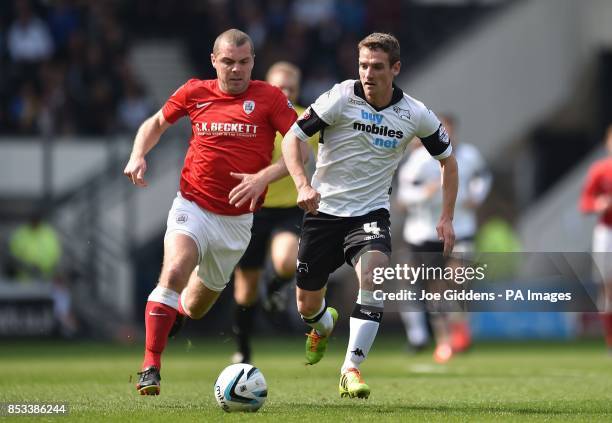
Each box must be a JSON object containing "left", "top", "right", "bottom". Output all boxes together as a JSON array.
[
  {"left": 291, "top": 80, "right": 452, "bottom": 217},
  {"left": 397, "top": 142, "right": 491, "bottom": 245}
]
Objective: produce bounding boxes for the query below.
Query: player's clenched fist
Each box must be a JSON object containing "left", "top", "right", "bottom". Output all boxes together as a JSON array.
[
  {"left": 297, "top": 185, "right": 320, "bottom": 215},
  {"left": 124, "top": 156, "right": 148, "bottom": 187}
]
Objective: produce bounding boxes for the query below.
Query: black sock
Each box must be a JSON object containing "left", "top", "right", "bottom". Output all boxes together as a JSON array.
[
  {"left": 263, "top": 260, "right": 293, "bottom": 293},
  {"left": 233, "top": 304, "right": 256, "bottom": 360}
]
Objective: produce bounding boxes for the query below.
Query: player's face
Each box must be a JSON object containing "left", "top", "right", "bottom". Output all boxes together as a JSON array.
[
  {"left": 267, "top": 71, "right": 299, "bottom": 104},
  {"left": 211, "top": 41, "right": 254, "bottom": 95},
  {"left": 358, "top": 47, "right": 400, "bottom": 105}
]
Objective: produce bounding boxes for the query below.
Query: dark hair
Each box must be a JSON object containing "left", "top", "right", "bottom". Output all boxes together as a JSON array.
[
  {"left": 213, "top": 29, "right": 254, "bottom": 56},
  {"left": 358, "top": 33, "right": 400, "bottom": 65}
]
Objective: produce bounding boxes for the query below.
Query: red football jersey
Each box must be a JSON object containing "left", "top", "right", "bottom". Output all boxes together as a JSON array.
[
  {"left": 580, "top": 157, "right": 612, "bottom": 226},
  {"left": 162, "top": 79, "right": 297, "bottom": 215}
]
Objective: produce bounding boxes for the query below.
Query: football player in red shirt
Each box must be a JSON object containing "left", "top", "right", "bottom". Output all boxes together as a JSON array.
[
  {"left": 580, "top": 124, "right": 612, "bottom": 353},
  {"left": 123, "top": 29, "right": 298, "bottom": 395}
]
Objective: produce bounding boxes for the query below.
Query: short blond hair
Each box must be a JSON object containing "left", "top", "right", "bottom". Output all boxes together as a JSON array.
[
  {"left": 266, "top": 61, "right": 301, "bottom": 84},
  {"left": 358, "top": 32, "right": 400, "bottom": 65},
  {"left": 213, "top": 28, "right": 254, "bottom": 56}
]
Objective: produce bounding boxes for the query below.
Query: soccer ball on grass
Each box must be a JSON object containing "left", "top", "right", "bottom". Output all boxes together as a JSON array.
[{"left": 213, "top": 363, "right": 267, "bottom": 412}]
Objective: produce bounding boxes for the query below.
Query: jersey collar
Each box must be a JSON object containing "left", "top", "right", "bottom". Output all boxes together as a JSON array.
[{"left": 354, "top": 80, "right": 403, "bottom": 112}]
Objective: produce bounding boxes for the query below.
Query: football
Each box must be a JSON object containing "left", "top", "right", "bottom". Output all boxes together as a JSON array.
[{"left": 213, "top": 363, "right": 267, "bottom": 412}]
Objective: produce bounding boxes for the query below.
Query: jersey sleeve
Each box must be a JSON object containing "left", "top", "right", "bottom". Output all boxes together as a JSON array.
[
  {"left": 291, "top": 83, "right": 343, "bottom": 141},
  {"left": 269, "top": 88, "right": 298, "bottom": 135},
  {"left": 310, "top": 83, "right": 344, "bottom": 125},
  {"left": 291, "top": 107, "right": 327, "bottom": 141},
  {"left": 162, "top": 80, "right": 191, "bottom": 124},
  {"left": 466, "top": 146, "right": 492, "bottom": 205},
  {"left": 580, "top": 164, "right": 601, "bottom": 213},
  {"left": 397, "top": 152, "right": 436, "bottom": 206},
  {"left": 416, "top": 107, "right": 452, "bottom": 160}
]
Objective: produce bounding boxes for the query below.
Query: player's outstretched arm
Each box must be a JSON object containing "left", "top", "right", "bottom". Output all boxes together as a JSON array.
[
  {"left": 282, "top": 132, "right": 320, "bottom": 214},
  {"left": 229, "top": 142, "right": 311, "bottom": 211},
  {"left": 437, "top": 154, "right": 458, "bottom": 256},
  {"left": 123, "top": 109, "right": 171, "bottom": 187}
]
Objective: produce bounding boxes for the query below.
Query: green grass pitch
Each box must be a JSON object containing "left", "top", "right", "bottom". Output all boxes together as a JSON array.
[{"left": 1, "top": 335, "right": 611, "bottom": 422}]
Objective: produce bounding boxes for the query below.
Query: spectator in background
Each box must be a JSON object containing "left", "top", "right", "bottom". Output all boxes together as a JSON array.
[
  {"left": 336, "top": 0, "right": 366, "bottom": 34},
  {"left": 9, "top": 80, "right": 41, "bottom": 134},
  {"left": 473, "top": 216, "right": 522, "bottom": 282},
  {"left": 9, "top": 212, "right": 62, "bottom": 281},
  {"left": 1, "top": 0, "right": 134, "bottom": 136},
  {"left": 266, "top": 0, "right": 289, "bottom": 37},
  {"left": 39, "top": 61, "right": 68, "bottom": 134},
  {"left": 291, "top": 0, "right": 335, "bottom": 28},
  {"left": 7, "top": 0, "right": 54, "bottom": 63},
  {"left": 8, "top": 213, "right": 78, "bottom": 337},
  {"left": 47, "top": 0, "right": 81, "bottom": 56},
  {"left": 397, "top": 114, "right": 491, "bottom": 362},
  {"left": 580, "top": 124, "right": 612, "bottom": 353},
  {"left": 474, "top": 217, "right": 521, "bottom": 253},
  {"left": 238, "top": 0, "right": 267, "bottom": 50},
  {"left": 117, "top": 79, "right": 152, "bottom": 133}
]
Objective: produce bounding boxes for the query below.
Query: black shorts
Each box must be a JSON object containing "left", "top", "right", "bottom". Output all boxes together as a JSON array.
[
  {"left": 406, "top": 241, "right": 445, "bottom": 268},
  {"left": 406, "top": 237, "right": 474, "bottom": 268},
  {"left": 296, "top": 208, "right": 392, "bottom": 291},
  {"left": 238, "top": 206, "right": 304, "bottom": 269}
]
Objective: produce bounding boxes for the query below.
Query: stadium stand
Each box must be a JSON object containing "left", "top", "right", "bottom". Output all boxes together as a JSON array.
[{"left": 18, "top": 0, "right": 608, "bottom": 339}]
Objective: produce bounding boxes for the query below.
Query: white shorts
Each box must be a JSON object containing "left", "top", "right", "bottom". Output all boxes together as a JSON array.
[
  {"left": 592, "top": 224, "right": 612, "bottom": 282},
  {"left": 165, "top": 193, "right": 253, "bottom": 292}
]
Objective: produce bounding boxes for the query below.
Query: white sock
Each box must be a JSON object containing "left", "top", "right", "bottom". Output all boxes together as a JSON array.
[
  {"left": 400, "top": 311, "right": 429, "bottom": 346},
  {"left": 147, "top": 286, "right": 180, "bottom": 310},
  {"left": 341, "top": 290, "right": 383, "bottom": 374},
  {"left": 301, "top": 301, "right": 334, "bottom": 336},
  {"left": 179, "top": 289, "right": 190, "bottom": 317}
]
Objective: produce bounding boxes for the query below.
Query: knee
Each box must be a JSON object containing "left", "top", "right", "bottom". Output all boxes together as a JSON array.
[
  {"left": 234, "top": 270, "right": 259, "bottom": 306},
  {"left": 297, "top": 295, "right": 322, "bottom": 317},
  {"left": 273, "top": 254, "right": 296, "bottom": 279},
  {"left": 234, "top": 284, "right": 258, "bottom": 306},
  {"left": 271, "top": 234, "right": 298, "bottom": 278},
  {"left": 182, "top": 294, "right": 208, "bottom": 320},
  {"left": 359, "top": 254, "right": 389, "bottom": 290},
  {"left": 159, "top": 265, "right": 191, "bottom": 291}
]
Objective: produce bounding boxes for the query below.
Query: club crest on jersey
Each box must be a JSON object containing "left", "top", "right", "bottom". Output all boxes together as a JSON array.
[
  {"left": 348, "top": 97, "right": 366, "bottom": 106},
  {"left": 392, "top": 105, "right": 411, "bottom": 121},
  {"left": 243, "top": 100, "right": 255, "bottom": 115}
]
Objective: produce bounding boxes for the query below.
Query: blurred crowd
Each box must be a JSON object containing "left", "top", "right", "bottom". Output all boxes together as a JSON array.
[
  {"left": 125, "top": 0, "right": 491, "bottom": 105},
  {"left": 0, "top": 0, "right": 151, "bottom": 136},
  {"left": 0, "top": 0, "right": 494, "bottom": 137}
]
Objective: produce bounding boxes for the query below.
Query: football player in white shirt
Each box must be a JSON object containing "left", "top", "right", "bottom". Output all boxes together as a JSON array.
[
  {"left": 282, "top": 33, "right": 459, "bottom": 399},
  {"left": 397, "top": 114, "right": 491, "bottom": 362}
]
